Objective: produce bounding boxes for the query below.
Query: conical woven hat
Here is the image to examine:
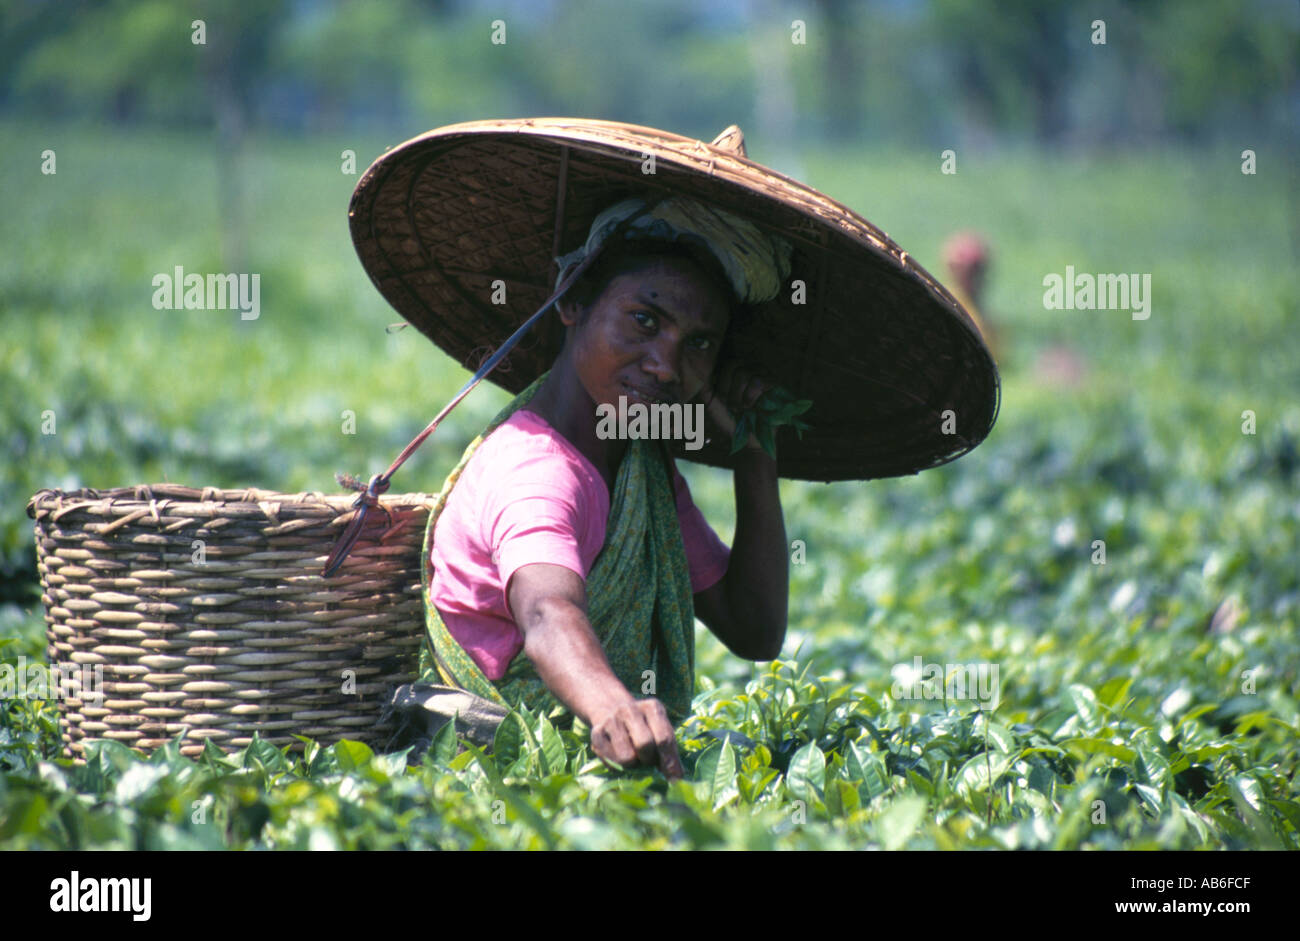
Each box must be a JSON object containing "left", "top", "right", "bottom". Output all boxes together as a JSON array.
[{"left": 349, "top": 117, "right": 1000, "bottom": 482}]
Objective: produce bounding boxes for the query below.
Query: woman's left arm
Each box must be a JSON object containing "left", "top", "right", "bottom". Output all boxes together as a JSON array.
[{"left": 693, "top": 365, "right": 789, "bottom": 660}]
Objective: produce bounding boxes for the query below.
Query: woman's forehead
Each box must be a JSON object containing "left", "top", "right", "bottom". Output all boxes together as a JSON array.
[{"left": 603, "top": 257, "right": 732, "bottom": 326}]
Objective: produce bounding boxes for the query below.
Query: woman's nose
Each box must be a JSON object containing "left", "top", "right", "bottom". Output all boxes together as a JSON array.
[{"left": 641, "top": 340, "right": 682, "bottom": 387}]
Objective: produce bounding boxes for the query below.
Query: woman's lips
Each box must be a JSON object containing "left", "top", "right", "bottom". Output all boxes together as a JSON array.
[{"left": 623, "top": 383, "right": 671, "bottom": 405}]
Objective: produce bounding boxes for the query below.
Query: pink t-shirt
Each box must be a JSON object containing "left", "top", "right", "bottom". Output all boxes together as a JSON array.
[{"left": 428, "top": 408, "right": 731, "bottom": 681}]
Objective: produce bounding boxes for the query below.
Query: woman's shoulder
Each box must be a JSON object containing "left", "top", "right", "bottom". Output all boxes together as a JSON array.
[{"left": 469, "top": 409, "right": 603, "bottom": 496}]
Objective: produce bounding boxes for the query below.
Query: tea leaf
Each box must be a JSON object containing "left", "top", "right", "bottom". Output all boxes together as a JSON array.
[
  {"left": 876, "top": 795, "right": 927, "bottom": 850},
  {"left": 334, "top": 739, "right": 374, "bottom": 772},
  {"left": 786, "top": 741, "right": 826, "bottom": 805}
]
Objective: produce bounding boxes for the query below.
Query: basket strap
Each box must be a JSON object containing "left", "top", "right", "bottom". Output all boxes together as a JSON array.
[
  {"left": 322, "top": 198, "right": 664, "bottom": 577},
  {"left": 321, "top": 241, "right": 603, "bottom": 578}
]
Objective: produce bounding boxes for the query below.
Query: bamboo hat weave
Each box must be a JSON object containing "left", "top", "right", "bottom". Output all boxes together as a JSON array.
[{"left": 348, "top": 117, "right": 999, "bottom": 482}]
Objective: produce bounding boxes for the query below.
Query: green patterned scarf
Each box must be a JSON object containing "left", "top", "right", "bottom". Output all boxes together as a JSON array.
[{"left": 416, "top": 370, "right": 697, "bottom": 724}]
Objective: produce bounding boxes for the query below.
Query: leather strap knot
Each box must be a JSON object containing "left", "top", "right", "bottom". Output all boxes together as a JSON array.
[{"left": 322, "top": 471, "right": 392, "bottom": 577}]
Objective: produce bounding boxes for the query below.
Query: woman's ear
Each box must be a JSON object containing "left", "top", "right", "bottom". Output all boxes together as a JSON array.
[
  {"left": 556, "top": 296, "right": 582, "bottom": 328},
  {"left": 555, "top": 261, "right": 585, "bottom": 325}
]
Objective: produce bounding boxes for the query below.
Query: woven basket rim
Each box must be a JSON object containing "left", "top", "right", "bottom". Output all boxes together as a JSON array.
[{"left": 27, "top": 484, "right": 438, "bottom": 522}]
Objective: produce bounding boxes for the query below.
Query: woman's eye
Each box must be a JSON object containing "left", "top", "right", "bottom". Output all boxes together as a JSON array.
[
  {"left": 632, "top": 310, "right": 655, "bottom": 329},
  {"left": 691, "top": 337, "right": 712, "bottom": 352}
]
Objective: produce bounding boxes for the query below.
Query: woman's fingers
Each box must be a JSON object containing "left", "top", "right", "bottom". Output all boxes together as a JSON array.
[
  {"left": 593, "top": 706, "right": 652, "bottom": 768},
  {"left": 590, "top": 699, "right": 682, "bottom": 779},
  {"left": 714, "top": 360, "right": 770, "bottom": 414},
  {"left": 625, "top": 700, "right": 682, "bottom": 779},
  {"left": 698, "top": 360, "right": 777, "bottom": 449},
  {"left": 594, "top": 716, "right": 636, "bottom": 767},
  {"left": 619, "top": 701, "right": 670, "bottom": 771},
  {"left": 740, "top": 374, "right": 768, "bottom": 410},
  {"left": 640, "top": 700, "right": 684, "bottom": 779}
]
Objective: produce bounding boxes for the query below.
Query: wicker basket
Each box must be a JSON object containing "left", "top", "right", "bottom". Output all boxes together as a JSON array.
[{"left": 25, "top": 485, "right": 433, "bottom": 760}]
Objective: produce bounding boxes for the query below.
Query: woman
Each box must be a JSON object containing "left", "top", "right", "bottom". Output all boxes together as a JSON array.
[
  {"left": 342, "top": 118, "right": 1000, "bottom": 778},
  {"left": 419, "top": 198, "right": 796, "bottom": 780}
]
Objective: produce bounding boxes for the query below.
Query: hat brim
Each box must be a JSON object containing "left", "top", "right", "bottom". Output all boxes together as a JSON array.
[{"left": 349, "top": 117, "right": 1000, "bottom": 483}]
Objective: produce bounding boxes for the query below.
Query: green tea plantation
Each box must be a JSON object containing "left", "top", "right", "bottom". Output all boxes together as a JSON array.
[{"left": 2, "top": 121, "right": 1296, "bottom": 849}]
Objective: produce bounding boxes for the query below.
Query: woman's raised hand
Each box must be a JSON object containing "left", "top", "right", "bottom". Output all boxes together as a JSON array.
[{"left": 699, "top": 359, "right": 772, "bottom": 451}]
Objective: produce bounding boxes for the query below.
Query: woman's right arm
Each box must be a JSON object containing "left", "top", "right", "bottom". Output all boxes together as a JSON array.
[{"left": 506, "top": 562, "right": 683, "bottom": 779}]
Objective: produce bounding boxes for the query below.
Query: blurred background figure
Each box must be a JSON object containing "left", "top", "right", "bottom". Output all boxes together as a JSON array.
[
  {"left": 943, "top": 230, "right": 1089, "bottom": 389},
  {"left": 943, "top": 231, "right": 999, "bottom": 362}
]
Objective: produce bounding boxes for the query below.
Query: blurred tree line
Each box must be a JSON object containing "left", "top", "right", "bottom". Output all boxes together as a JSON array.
[{"left": 1, "top": 0, "right": 1295, "bottom": 149}]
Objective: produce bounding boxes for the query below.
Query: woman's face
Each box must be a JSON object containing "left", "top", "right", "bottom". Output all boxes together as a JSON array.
[{"left": 558, "top": 254, "right": 732, "bottom": 413}]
